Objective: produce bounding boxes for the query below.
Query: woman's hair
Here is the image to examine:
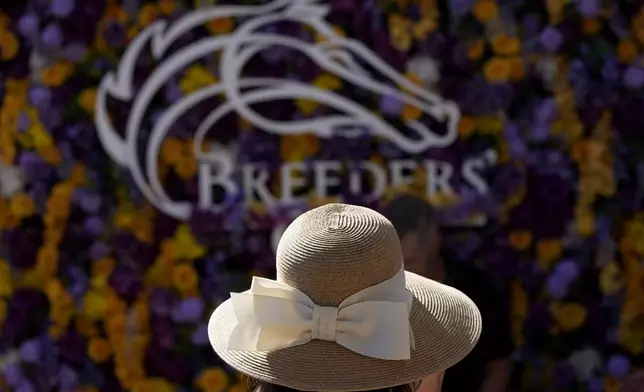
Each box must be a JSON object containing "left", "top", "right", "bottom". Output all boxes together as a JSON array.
[{"left": 245, "top": 376, "right": 419, "bottom": 392}]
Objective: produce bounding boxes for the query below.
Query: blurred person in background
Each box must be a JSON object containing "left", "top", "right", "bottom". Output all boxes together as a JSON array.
[{"left": 384, "top": 195, "right": 513, "bottom": 392}]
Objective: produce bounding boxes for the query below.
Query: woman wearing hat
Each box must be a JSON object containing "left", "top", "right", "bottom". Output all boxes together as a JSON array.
[{"left": 208, "top": 204, "right": 482, "bottom": 392}]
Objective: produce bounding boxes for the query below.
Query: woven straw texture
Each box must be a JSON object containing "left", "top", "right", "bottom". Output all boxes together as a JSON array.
[{"left": 209, "top": 204, "right": 482, "bottom": 391}]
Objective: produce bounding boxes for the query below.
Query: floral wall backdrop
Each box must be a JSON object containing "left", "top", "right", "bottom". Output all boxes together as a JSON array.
[{"left": 1, "top": 0, "right": 644, "bottom": 391}]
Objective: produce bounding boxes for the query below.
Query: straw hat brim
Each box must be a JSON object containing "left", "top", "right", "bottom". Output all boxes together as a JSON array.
[{"left": 208, "top": 271, "right": 482, "bottom": 392}]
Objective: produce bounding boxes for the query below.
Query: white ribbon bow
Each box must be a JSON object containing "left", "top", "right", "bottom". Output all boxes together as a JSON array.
[{"left": 226, "top": 267, "right": 415, "bottom": 360}]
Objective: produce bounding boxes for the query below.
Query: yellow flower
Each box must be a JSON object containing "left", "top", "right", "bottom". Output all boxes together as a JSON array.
[
  {"left": 617, "top": 323, "right": 644, "bottom": 354},
  {"left": 132, "top": 378, "right": 175, "bottom": 392},
  {"left": 40, "top": 62, "right": 75, "bottom": 87},
  {"left": 38, "top": 144, "right": 62, "bottom": 165},
  {"left": 475, "top": 116, "right": 504, "bottom": 134},
  {"left": 490, "top": 33, "right": 520, "bottom": 56},
  {"left": 550, "top": 302, "right": 587, "bottom": 331},
  {"left": 9, "top": 193, "right": 36, "bottom": 219},
  {"left": 281, "top": 134, "right": 319, "bottom": 162},
  {"left": 473, "top": 0, "right": 498, "bottom": 23},
  {"left": 0, "top": 299, "right": 6, "bottom": 327},
  {"left": 295, "top": 98, "right": 319, "bottom": 115},
  {"left": 228, "top": 384, "right": 249, "bottom": 392},
  {"left": 582, "top": 18, "right": 601, "bottom": 35},
  {"left": 105, "top": 312, "right": 127, "bottom": 338},
  {"left": 88, "top": 337, "right": 112, "bottom": 363},
  {"left": 575, "top": 211, "right": 596, "bottom": 236},
  {"left": 402, "top": 104, "right": 422, "bottom": 121},
  {"left": 35, "top": 245, "right": 59, "bottom": 279},
  {"left": 313, "top": 74, "right": 342, "bottom": 90},
  {"left": 413, "top": 18, "right": 436, "bottom": 40},
  {"left": 82, "top": 289, "right": 108, "bottom": 320},
  {"left": 92, "top": 257, "right": 115, "bottom": 277},
  {"left": 172, "top": 264, "right": 199, "bottom": 292},
  {"left": 138, "top": 4, "right": 159, "bottom": 27},
  {"left": 69, "top": 164, "right": 87, "bottom": 185},
  {"left": 600, "top": 261, "right": 625, "bottom": 295},
  {"left": 508, "top": 230, "right": 532, "bottom": 250},
  {"left": 509, "top": 57, "right": 526, "bottom": 81},
  {"left": 0, "top": 259, "right": 12, "bottom": 297},
  {"left": 28, "top": 122, "right": 54, "bottom": 147},
  {"left": 116, "top": 364, "right": 145, "bottom": 389},
  {"left": 75, "top": 315, "right": 99, "bottom": 338},
  {"left": 0, "top": 30, "right": 19, "bottom": 61},
  {"left": 159, "top": 0, "right": 177, "bottom": 15},
  {"left": 536, "top": 239, "right": 562, "bottom": 271},
  {"left": 180, "top": 65, "right": 218, "bottom": 94},
  {"left": 195, "top": 367, "right": 229, "bottom": 392},
  {"left": 388, "top": 14, "right": 412, "bottom": 51},
  {"left": 207, "top": 18, "right": 235, "bottom": 34},
  {"left": 175, "top": 155, "right": 198, "bottom": 180},
  {"left": 78, "top": 88, "right": 97, "bottom": 113},
  {"left": 169, "top": 224, "right": 206, "bottom": 260},
  {"left": 114, "top": 204, "right": 136, "bottom": 229},
  {"left": 483, "top": 57, "right": 511, "bottom": 83}
]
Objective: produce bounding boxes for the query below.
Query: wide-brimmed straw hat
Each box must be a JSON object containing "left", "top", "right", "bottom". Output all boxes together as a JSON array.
[{"left": 208, "top": 203, "right": 482, "bottom": 391}]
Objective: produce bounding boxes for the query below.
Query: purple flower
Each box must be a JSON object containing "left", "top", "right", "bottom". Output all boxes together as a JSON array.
[
  {"left": 3, "top": 361, "right": 24, "bottom": 387},
  {"left": 58, "top": 365, "right": 79, "bottom": 389},
  {"left": 41, "top": 24, "right": 64, "bottom": 47},
  {"left": 88, "top": 241, "right": 110, "bottom": 260},
  {"left": 623, "top": 66, "right": 644, "bottom": 89},
  {"left": 379, "top": 95, "right": 403, "bottom": 115},
  {"left": 554, "top": 260, "right": 579, "bottom": 284},
  {"left": 588, "top": 377, "right": 603, "bottom": 392},
  {"left": 58, "top": 331, "right": 86, "bottom": 365},
  {"left": 50, "top": 0, "right": 75, "bottom": 17},
  {"left": 172, "top": 298, "right": 205, "bottom": 323},
  {"left": 149, "top": 288, "right": 177, "bottom": 317},
  {"left": 15, "top": 381, "right": 35, "bottom": 392},
  {"left": 150, "top": 317, "right": 176, "bottom": 349},
  {"left": 191, "top": 324, "right": 209, "bottom": 345},
  {"left": 19, "top": 339, "right": 40, "bottom": 363},
  {"left": 577, "top": 0, "right": 599, "bottom": 17},
  {"left": 75, "top": 190, "right": 102, "bottom": 213},
  {"left": 63, "top": 43, "right": 87, "bottom": 61},
  {"left": 540, "top": 27, "right": 563, "bottom": 52},
  {"left": 83, "top": 216, "right": 104, "bottom": 236},
  {"left": 108, "top": 265, "right": 143, "bottom": 302},
  {"left": 606, "top": 355, "right": 631, "bottom": 379},
  {"left": 546, "top": 275, "right": 568, "bottom": 299},
  {"left": 28, "top": 86, "right": 51, "bottom": 107},
  {"left": 17, "top": 14, "right": 39, "bottom": 36}
]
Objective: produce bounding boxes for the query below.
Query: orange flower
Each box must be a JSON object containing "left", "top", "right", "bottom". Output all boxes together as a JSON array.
[
  {"left": 35, "top": 245, "right": 59, "bottom": 279},
  {"left": 509, "top": 57, "right": 526, "bottom": 81},
  {"left": 78, "top": 88, "right": 97, "bottom": 113},
  {"left": 388, "top": 14, "right": 412, "bottom": 51},
  {"left": 458, "top": 116, "right": 475, "bottom": 138},
  {"left": 617, "top": 40, "right": 638, "bottom": 63},
  {"left": 172, "top": 264, "right": 199, "bottom": 292},
  {"left": 159, "top": 0, "right": 176, "bottom": 15},
  {"left": 75, "top": 315, "right": 99, "bottom": 337},
  {"left": 195, "top": 367, "right": 229, "bottom": 392},
  {"left": 402, "top": 104, "right": 422, "bottom": 121},
  {"left": 207, "top": 18, "right": 235, "bottom": 34},
  {"left": 582, "top": 18, "right": 601, "bottom": 34},
  {"left": 68, "top": 164, "right": 87, "bottom": 185},
  {"left": 40, "top": 62, "right": 74, "bottom": 87},
  {"left": 88, "top": 337, "right": 112, "bottom": 363},
  {"left": 38, "top": 144, "right": 62, "bottom": 165},
  {"left": 9, "top": 193, "right": 36, "bottom": 219},
  {"left": 490, "top": 33, "right": 520, "bottom": 56},
  {"left": 175, "top": 155, "right": 198, "bottom": 179},
  {"left": 467, "top": 39, "right": 485, "bottom": 60},
  {"left": 161, "top": 137, "right": 185, "bottom": 165},
  {"left": 473, "top": 0, "right": 498, "bottom": 23},
  {"left": 483, "top": 57, "right": 511, "bottom": 83},
  {"left": 281, "top": 134, "right": 319, "bottom": 162},
  {"left": 0, "top": 30, "right": 19, "bottom": 61},
  {"left": 138, "top": 4, "right": 158, "bottom": 27},
  {"left": 536, "top": 239, "right": 562, "bottom": 270},
  {"left": 509, "top": 230, "right": 532, "bottom": 250},
  {"left": 105, "top": 312, "right": 127, "bottom": 337}
]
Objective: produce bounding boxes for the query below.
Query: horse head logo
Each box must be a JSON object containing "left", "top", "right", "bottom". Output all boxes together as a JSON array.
[{"left": 95, "top": 0, "right": 461, "bottom": 220}]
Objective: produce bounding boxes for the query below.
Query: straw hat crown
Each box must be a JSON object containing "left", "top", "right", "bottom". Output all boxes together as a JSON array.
[{"left": 276, "top": 203, "right": 402, "bottom": 307}]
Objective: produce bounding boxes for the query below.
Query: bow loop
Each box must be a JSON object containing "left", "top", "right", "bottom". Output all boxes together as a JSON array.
[{"left": 226, "top": 267, "right": 414, "bottom": 360}]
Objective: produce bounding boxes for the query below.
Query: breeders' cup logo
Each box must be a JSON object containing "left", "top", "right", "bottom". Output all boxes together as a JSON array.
[{"left": 95, "top": 0, "right": 484, "bottom": 221}]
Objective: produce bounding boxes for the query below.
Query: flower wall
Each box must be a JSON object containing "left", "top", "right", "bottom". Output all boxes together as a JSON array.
[{"left": 1, "top": 0, "right": 644, "bottom": 391}]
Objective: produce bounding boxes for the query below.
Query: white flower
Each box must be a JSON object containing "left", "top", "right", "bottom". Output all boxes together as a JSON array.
[
  {"left": 568, "top": 348, "right": 602, "bottom": 381},
  {"left": 406, "top": 55, "right": 440, "bottom": 88},
  {"left": 535, "top": 56, "right": 557, "bottom": 91},
  {"left": 0, "top": 164, "right": 25, "bottom": 197}
]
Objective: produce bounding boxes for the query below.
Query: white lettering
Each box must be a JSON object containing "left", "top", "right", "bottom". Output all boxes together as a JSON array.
[
  {"left": 349, "top": 162, "right": 387, "bottom": 202},
  {"left": 313, "top": 161, "right": 342, "bottom": 198},
  {"left": 198, "top": 152, "right": 237, "bottom": 212},
  {"left": 389, "top": 160, "right": 417, "bottom": 187},
  {"left": 242, "top": 164, "right": 276, "bottom": 206},
  {"left": 280, "top": 162, "right": 307, "bottom": 204},
  {"left": 462, "top": 157, "right": 490, "bottom": 194},
  {"left": 425, "top": 160, "right": 454, "bottom": 196}
]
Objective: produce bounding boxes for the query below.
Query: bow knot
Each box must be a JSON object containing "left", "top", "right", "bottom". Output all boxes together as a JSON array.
[
  {"left": 226, "top": 267, "right": 415, "bottom": 360},
  {"left": 312, "top": 305, "right": 338, "bottom": 341}
]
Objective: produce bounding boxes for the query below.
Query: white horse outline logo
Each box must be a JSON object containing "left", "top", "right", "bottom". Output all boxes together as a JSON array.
[{"left": 94, "top": 0, "right": 461, "bottom": 220}]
